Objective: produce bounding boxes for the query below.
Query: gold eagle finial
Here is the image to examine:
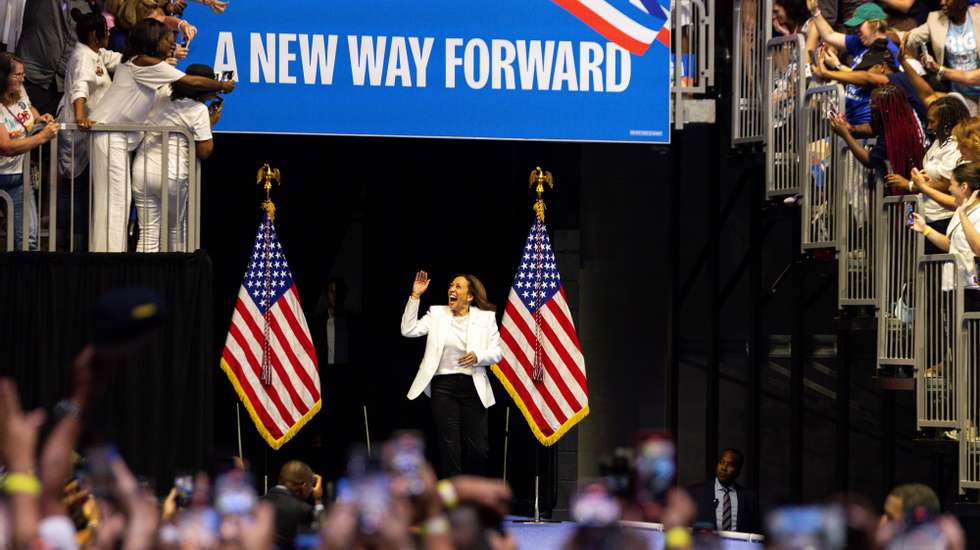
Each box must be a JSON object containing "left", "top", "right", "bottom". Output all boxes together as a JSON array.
[
  {"left": 528, "top": 167, "right": 553, "bottom": 222},
  {"left": 256, "top": 163, "right": 281, "bottom": 220}
]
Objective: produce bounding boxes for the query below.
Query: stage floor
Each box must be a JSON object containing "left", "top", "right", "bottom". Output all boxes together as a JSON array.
[{"left": 507, "top": 518, "right": 764, "bottom": 549}]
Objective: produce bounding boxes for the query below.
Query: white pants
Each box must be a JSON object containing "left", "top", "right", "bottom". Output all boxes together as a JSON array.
[
  {"left": 132, "top": 154, "right": 188, "bottom": 253},
  {"left": 89, "top": 132, "right": 132, "bottom": 252}
]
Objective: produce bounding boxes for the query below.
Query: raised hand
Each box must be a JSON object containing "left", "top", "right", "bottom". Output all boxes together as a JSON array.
[
  {"left": 411, "top": 270, "right": 430, "bottom": 298},
  {"left": 958, "top": 190, "right": 980, "bottom": 216}
]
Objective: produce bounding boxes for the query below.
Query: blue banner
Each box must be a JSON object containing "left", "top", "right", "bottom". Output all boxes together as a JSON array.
[{"left": 183, "top": 0, "right": 671, "bottom": 143}]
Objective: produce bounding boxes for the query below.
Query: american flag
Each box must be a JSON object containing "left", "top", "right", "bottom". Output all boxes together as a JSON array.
[
  {"left": 491, "top": 218, "right": 589, "bottom": 446},
  {"left": 553, "top": 0, "right": 671, "bottom": 55},
  {"left": 220, "top": 214, "right": 320, "bottom": 450}
]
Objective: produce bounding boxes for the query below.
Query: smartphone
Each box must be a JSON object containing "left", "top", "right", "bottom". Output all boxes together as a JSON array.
[
  {"left": 221, "top": 70, "right": 235, "bottom": 82},
  {"left": 919, "top": 43, "right": 934, "bottom": 64},
  {"left": 175, "top": 474, "right": 194, "bottom": 508},
  {"left": 634, "top": 432, "right": 675, "bottom": 506},
  {"left": 383, "top": 431, "right": 425, "bottom": 497},
  {"left": 83, "top": 445, "right": 119, "bottom": 500},
  {"left": 766, "top": 505, "right": 846, "bottom": 550},
  {"left": 884, "top": 159, "right": 893, "bottom": 175},
  {"left": 906, "top": 203, "right": 915, "bottom": 225},
  {"left": 214, "top": 470, "right": 256, "bottom": 516},
  {"left": 571, "top": 483, "right": 621, "bottom": 527},
  {"left": 342, "top": 450, "right": 390, "bottom": 535},
  {"left": 209, "top": 96, "right": 224, "bottom": 114}
]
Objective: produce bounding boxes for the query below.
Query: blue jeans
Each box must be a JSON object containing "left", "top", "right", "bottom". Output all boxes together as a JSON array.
[{"left": 0, "top": 173, "right": 38, "bottom": 251}]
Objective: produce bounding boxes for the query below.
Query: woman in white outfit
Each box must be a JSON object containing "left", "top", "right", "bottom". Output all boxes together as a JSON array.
[
  {"left": 911, "top": 162, "right": 980, "bottom": 312},
  {"left": 401, "top": 271, "right": 503, "bottom": 477},
  {"left": 57, "top": 9, "right": 123, "bottom": 249},
  {"left": 87, "top": 18, "right": 232, "bottom": 252},
  {"left": 132, "top": 63, "right": 220, "bottom": 252}
]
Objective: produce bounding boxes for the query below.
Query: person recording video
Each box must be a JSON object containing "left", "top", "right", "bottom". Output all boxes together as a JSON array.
[{"left": 132, "top": 63, "right": 225, "bottom": 252}]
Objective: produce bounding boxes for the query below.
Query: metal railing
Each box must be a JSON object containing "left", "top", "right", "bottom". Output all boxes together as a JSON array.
[
  {"left": 837, "top": 156, "right": 879, "bottom": 307},
  {"left": 1, "top": 123, "right": 202, "bottom": 253},
  {"left": 915, "top": 255, "right": 960, "bottom": 430},
  {"left": 958, "top": 312, "right": 980, "bottom": 490},
  {"left": 672, "top": 0, "right": 715, "bottom": 129},
  {"left": 732, "top": 0, "right": 772, "bottom": 144},
  {"left": 877, "top": 195, "right": 923, "bottom": 371},
  {"left": 800, "top": 85, "right": 843, "bottom": 250},
  {"left": 765, "top": 34, "right": 805, "bottom": 198}
]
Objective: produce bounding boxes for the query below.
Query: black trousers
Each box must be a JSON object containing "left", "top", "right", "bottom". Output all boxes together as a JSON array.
[{"left": 430, "top": 374, "right": 488, "bottom": 478}]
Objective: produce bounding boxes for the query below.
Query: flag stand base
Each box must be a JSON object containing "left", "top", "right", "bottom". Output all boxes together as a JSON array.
[{"left": 512, "top": 475, "right": 559, "bottom": 524}]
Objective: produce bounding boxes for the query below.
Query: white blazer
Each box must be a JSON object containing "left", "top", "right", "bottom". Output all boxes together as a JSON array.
[{"left": 400, "top": 297, "right": 503, "bottom": 408}]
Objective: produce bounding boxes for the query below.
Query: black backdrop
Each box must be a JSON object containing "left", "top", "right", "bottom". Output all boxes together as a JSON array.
[
  {"left": 0, "top": 252, "right": 214, "bottom": 490},
  {"left": 203, "top": 135, "right": 585, "bottom": 508}
]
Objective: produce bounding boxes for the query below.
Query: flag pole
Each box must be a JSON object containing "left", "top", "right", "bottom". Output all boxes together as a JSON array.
[
  {"left": 515, "top": 167, "right": 558, "bottom": 525},
  {"left": 236, "top": 403, "right": 243, "bottom": 461}
]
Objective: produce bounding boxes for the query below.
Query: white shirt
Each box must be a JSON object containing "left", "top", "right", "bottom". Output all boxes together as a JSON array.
[
  {"left": 0, "top": 88, "right": 34, "bottom": 175},
  {"left": 58, "top": 43, "right": 122, "bottom": 122},
  {"left": 435, "top": 314, "right": 471, "bottom": 376},
  {"left": 58, "top": 43, "right": 122, "bottom": 174},
  {"left": 135, "top": 96, "right": 211, "bottom": 181},
  {"left": 714, "top": 478, "right": 739, "bottom": 531},
  {"left": 89, "top": 60, "right": 184, "bottom": 125},
  {"left": 943, "top": 206, "right": 980, "bottom": 291},
  {"left": 921, "top": 137, "right": 961, "bottom": 222}
]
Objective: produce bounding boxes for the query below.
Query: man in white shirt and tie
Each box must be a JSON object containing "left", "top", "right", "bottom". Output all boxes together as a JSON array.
[{"left": 687, "top": 448, "right": 761, "bottom": 533}]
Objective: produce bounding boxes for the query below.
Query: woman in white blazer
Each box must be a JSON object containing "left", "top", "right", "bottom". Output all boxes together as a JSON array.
[{"left": 401, "top": 270, "right": 503, "bottom": 477}]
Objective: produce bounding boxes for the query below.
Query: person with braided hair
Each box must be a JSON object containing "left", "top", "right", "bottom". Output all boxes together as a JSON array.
[
  {"left": 888, "top": 97, "right": 971, "bottom": 252},
  {"left": 831, "top": 83, "right": 926, "bottom": 185}
]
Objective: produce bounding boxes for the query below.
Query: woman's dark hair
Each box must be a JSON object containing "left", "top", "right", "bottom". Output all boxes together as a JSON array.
[
  {"left": 0, "top": 53, "right": 24, "bottom": 101},
  {"left": 929, "top": 96, "right": 971, "bottom": 145},
  {"left": 952, "top": 162, "right": 980, "bottom": 192},
  {"left": 455, "top": 274, "right": 496, "bottom": 312},
  {"left": 122, "top": 18, "right": 170, "bottom": 61},
  {"left": 171, "top": 63, "right": 216, "bottom": 101},
  {"left": 71, "top": 8, "right": 107, "bottom": 43},
  {"left": 774, "top": 0, "right": 811, "bottom": 29}
]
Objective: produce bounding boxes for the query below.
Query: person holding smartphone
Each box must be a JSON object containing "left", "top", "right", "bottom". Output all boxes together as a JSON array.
[
  {"left": 131, "top": 63, "right": 222, "bottom": 252},
  {"left": 830, "top": 83, "right": 925, "bottom": 185},
  {"left": 910, "top": 162, "right": 980, "bottom": 312},
  {"left": 401, "top": 271, "right": 503, "bottom": 477}
]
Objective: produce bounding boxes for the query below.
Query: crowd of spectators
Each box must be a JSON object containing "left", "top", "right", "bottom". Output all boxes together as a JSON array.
[
  {"left": 0, "top": 347, "right": 971, "bottom": 549},
  {"left": 770, "top": 0, "right": 980, "bottom": 311},
  {"left": 0, "top": 0, "right": 231, "bottom": 252}
]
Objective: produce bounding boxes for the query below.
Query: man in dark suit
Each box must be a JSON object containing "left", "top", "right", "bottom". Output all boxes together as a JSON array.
[
  {"left": 687, "top": 448, "right": 760, "bottom": 534},
  {"left": 263, "top": 460, "right": 323, "bottom": 549}
]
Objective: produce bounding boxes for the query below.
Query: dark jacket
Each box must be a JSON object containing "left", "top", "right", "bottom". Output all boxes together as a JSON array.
[
  {"left": 687, "top": 479, "right": 761, "bottom": 534},
  {"left": 263, "top": 486, "right": 314, "bottom": 550}
]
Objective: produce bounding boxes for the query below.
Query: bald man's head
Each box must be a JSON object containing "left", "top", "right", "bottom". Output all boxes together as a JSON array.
[{"left": 278, "top": 460, "right": 314, "bottom": 499}]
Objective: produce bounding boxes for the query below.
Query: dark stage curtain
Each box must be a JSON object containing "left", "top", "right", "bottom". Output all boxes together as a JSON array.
[{"left": 0, "top": 251, "right": 214, "bottom": 493}]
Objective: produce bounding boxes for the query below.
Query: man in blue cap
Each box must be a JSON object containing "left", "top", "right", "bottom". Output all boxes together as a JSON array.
[{"left": 808, "top": 0, "right": 900, "bottom": 131}]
